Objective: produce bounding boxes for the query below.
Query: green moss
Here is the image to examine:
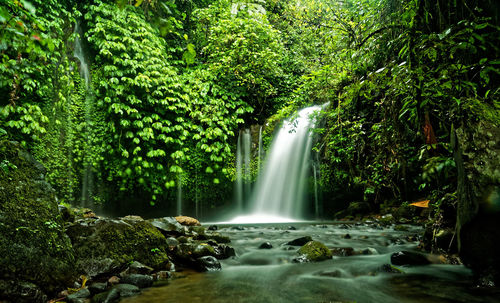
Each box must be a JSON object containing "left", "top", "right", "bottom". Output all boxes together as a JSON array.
[
  {"left": 0, "top": 141, "right": 77, "bottom": 293},
  {"left": 297, "top": 241, "right": 332, "bottom": 262},
  {"left": 69, "top": 219, "right": 170, "bottom": 271}
]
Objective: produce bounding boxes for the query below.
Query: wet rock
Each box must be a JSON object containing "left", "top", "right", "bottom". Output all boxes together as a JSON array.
[
  {"left": 230, "top": 226, "right": 245, "bottom": 230},
  {"left": 121, "top": 215, "right": 144, "bottom": 222},
  {"left": 67, "top": 218, "right": 170, "bottom": 276},
  {"left": 259, "top": 242, "right": 273, "bottom": 249},
  {"left": 361, "top": 248, "right": 378, "bottom": 255},
  {"left": 59, "top": 204, "right": 76, "bottom": 222},
  {"left": 317, "top": 269, "right": 343, "bottom": 278},
  {"left": 120, "top": 274, "right": 154, "bottom": 289},
  {"left": 177, "top": 236, "right": 190, "bottom": 243},
  {"left": 434, "top": 228, "right": 457, "bottom": 253},
  {"left": 343, "top": 234, "right": 351, "bottom": 239},
  {"left": 108, "top": 276, "right": 120, "bottom": 285},
  {"left": 207, "top": 225, "right": 218, "bottom": 231},
  {"left": 66, "top": 288, "right": 91, "bottom": 303},
  {"left": 286, "top": 236, "right": 313, "bottom": 246},
  {"left": 287, "top": 226, "right": 297, "bottom": 230},
  {"left": 214, "top": 244, "right": 236, "bottom": 259},
  {"left": 0, "top": 280, "right": 47, "bottom": 303},
  {"left": 331, "top": 247, "right": 355, "bottom": 257},
  {"left": 196, "top": 256, "right": 222, "bottom": 271},
  {"left": 166, "top": 237, "right": 180, "bottom": 248},
  {"left": 380, "top": 264, "right": 403, "bottom": 274},
  {"left": 175, "top": 216, "right": 201, "bottom": 226},
  {"left": 129, "top": 261, "right": 154, "bottom": 275},
  {"left": 297, "top": 241, "right": 333, "bottom": 262},
  {"left": 205, "top": 232, "right": 231, "bottom": 243},
  {"left": 114, "top": 283, "right": 141, "bottom": 297},
  {"left": 193, "top": 243, "right": 217, "bottom": 258},
  {"left": 149, "top": 217, "right": 186, "bottom": 237},
  {"left": 92, "top": 289, "right": 120, "bottom": 303},
  {"left": 391, "top": 251, "right": 430, "bottom": 266},
  {"left": 89, "top": 282, "right": 108, "bottom": 295},
  {"left": 153, "top": 271, "right": 171, "bottom": 280}
]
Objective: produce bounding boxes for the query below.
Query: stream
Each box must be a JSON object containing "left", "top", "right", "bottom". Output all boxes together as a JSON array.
[{"left": 121, "top": 222, "right": 499, "bottom": 303}]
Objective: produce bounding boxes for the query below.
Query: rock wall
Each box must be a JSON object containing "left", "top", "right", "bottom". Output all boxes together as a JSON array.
[{"left": 0, "top": 141, "right": 77, "bottom": 302}]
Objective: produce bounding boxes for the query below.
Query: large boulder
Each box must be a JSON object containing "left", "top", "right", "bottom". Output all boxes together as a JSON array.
[
  {"left": 0, "top": 141, "right": 77, "bottom": 300},
  {"left": 66, "top": 217, "right": 170, "bottom": 278},
  {"left": 453, "top": 121, "right": 500, "bottom": 285}
]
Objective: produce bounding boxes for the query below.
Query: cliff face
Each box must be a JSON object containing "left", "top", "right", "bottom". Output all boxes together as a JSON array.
[
  {"left": 0, "top": 141, "right": 77, "bottom": 302},
  {"left": 454, "top": 121, "right": 500, "bottom": 285}
]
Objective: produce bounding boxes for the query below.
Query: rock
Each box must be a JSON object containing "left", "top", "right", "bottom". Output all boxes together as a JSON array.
[
  {"left": 92, "top": 284, "right": 140, "bottom": 301},
  {"left": 316, "top": 269, "right": 343, "bottom": 278},
  {"left": 195, "top": 256, "right": 222, "bottom": 271},
  {"left": 286, "top": 236, "right": 313, "bottom": 246},
  {"left": 259, "top": 242, "right": 273, "bottom": 249},
  {"left": 89, "top": 282, "right": 108, "bottom": 295},
  {"left": 154, "top": 271, "right": 171, "bottom": 280},
  {"left": 92, "top": 289, "right": 120, "bottom": 303},
  {"left": 380, "top": 264, "right": 404, "bottom": 274},
  {"left": 205, "top": 232, "right": 231, "bottom": 243},
  {"left": 330, "top": 247, "right": 355, "bottom": 257},
  {"left": 230, "top": 226, "right": 245, "bottom": 230},
  {"left": 0, "top": 141, "right": 77, "bottom": 295},
  {"left": 66, "top": 218, "right": 170, "bottom": 276},
  {"left": 113, "top": 283, "right": 141, "bottom": 297},
  {"left": 108, "top": 276, "right": 120, "bottom": 285},
  {"left": 297, "top": 241, "right": 333, "bottom": 262},
  {"left": 121, "top": 215, "right": 144, "bottom": 222},
  {"left": 0, "top": 280, "right": 47, "bottom": 303},
  {"left": 120, "top": 274, "right": 154, "bottom": 289},
  {"left": 343, "top": 234, "right": 351, "bottom": 239},
  {"left": 129, "top": 261, "right": 154, "bottom": 275},
  {"left": 287, "top": 226, "right": 297, "bottom": 230},
  {"left": 66, "top": 288, "right": 91, "bottom": 303},
  {"left": 59, "top": 204, "right": 76, "bottom": 222},
  {"left": 166, "top": 237, "right": 180, "bottom": 248},
  {"left": 149, "top": 217, "right": 186, "bottom": 237},
  {"left": 214, "top": 244, "right": 236, "bottom": 259},
  {"left": 175, "top": 216, "right": 201, "bottom": 226},
  {"left": 193, "top": 243, "right": 217, "bottom": 258},
  {"left": 361, "top": 248, "right": 378, "bottom": 255},
  {"left": 207, "top": 225, "right": 218, "bottom": 231},
  {"left": 391, "top": 251, "right": 431, "bottom": 266}
]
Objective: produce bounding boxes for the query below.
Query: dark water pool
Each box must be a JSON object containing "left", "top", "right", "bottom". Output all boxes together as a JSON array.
[{"left": 122, "top": 222, "right": 499, "bottom": 303}]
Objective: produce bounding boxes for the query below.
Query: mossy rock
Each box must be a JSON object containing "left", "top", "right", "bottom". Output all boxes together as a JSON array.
[
  {"left": 67, "top": 218, "right": 170, "bottom": 277},
  {"left": 297, "top": 241, "right": 332, "bottom": 262},
  {"left": 0, "top": 141, "right": 77, "bottom": 296}
]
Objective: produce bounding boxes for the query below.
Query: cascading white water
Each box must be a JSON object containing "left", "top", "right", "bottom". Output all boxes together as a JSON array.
[
  {"left": 234, "top": 129, "right": 251, "bottom": 212},
  {"left": 231, "top": 105, "right": 322, "bottom": 223},
  {"left": 74, "top": 21, "right": 93, "bottom": 208},
  {"left": 258, "top": 126, "right": 263, "bottom": 170},
  {"left": 177, "top": 173, "right": 183, "bottom": 215}
]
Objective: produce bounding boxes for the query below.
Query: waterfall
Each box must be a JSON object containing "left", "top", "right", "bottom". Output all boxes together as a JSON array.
[
  {"left": 231, "top": 105, "right": 322, "bottom": 223},
  {"left": 313, "top": 162, "right": 319, "bottom": 219},
  {"left": 74, "top": 21, "right": 93, "bottom": 208},
  {"left": 234, "top": 128, "right": 251, "bottom": 212},
  {"left": 258, "top": 126, "right": 263, "bottom": 170},
  {"left": 177, "top": 173, "right": 183, "bottom": 215}
]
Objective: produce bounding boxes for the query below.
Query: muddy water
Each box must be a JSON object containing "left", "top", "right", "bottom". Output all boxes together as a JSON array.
[{"left": 122, "top": 223, "right": 499, "bottom": 303}]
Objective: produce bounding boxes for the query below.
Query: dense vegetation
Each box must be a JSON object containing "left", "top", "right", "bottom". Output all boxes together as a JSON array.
[{"left": 1, "top": 0, "right": 499, "bottom": 224}]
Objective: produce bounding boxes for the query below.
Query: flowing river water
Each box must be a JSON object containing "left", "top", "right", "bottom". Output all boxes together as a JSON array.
[{"left": 122, "top": 222, "right": 499, "bottom": 303}]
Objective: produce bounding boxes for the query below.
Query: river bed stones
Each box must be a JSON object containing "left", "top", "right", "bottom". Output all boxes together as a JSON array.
[{"left": 391, "top": 251, "right": 431, "bottom": 266}]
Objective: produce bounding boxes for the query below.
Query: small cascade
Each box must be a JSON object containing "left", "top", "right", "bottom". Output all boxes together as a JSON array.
[
  {"left": 177, "top": 173, "right": 183, "bottom": 215},
  {"left": 234, "top": 128, "right": 252, "bottom": 212},
  {"left": 258, "top": 126, "right": 263, "bottom": 170},
  {"left": 234, "top": 131, "right": 243, "bottom": 212},
  {"left": 242, "top": 129, "right": 251, "bottom": 204},
  {"left": 231, "top": 105, "right": 323, "bottom": 223},
  {"left": 312, "top": 161, "right": 319, "bottom": 219},
  {"left": 74, "top": 21, "right": 93, "bottom": 208}
]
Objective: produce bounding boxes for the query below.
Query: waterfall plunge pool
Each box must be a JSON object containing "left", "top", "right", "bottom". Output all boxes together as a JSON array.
[{"left": 121, "top": 222, "right": 499, "bottom": 303}]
